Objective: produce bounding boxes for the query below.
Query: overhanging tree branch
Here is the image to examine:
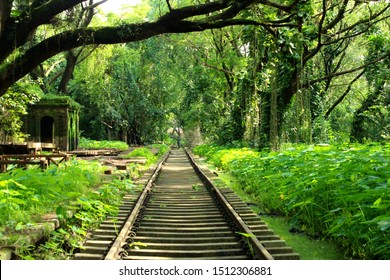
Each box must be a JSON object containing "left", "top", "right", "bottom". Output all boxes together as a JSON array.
[
  {"left": 336, "top": 4, "right": 390, "bottom": 35},
  {"left": 324, "top": 69, "right": 366, "bottom": 119},
  {"left": 0, "top": 1, "right": 273, "bottom": 96},
  {"left": 322, "top": 0, "right": 349, "bottom": 33},
  {"left": 0, "top": 0, "right": 86, "bottom": 61},
  {"left": 165, "top": 0, "right": 173, "bottom": 12},
  {"left": 304, "top": 52, "right": 389, "bottom": 88},
  {"left": 2, "top": 0, "right": 302, "bottom": 96},
  {"left": 46, "top": 45, "right": 98, "bottom": 87},
  {"left": 322, "top": 13, "right": 390, "bottom": 47},
  {"left": 303, "top": 0, "right": 327, "bottom": 64}
]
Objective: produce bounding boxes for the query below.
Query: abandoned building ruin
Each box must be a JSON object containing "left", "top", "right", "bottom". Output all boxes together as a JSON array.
[{"left": 22, "top": 96, "right": 80, "bottom": 152}]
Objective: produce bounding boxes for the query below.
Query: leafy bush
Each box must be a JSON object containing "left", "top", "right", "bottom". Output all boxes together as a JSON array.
[
  {"left": 0, "top": 159, "right": 138, "bottom": 259},
  {"left": 122, "top": 144, "right": 169, "bottom": 165},
  {"left": 193, "top": 143, "right": 390, "bottom": 259},
  {"left": 0, "top": 160, "right": 104, "bottom": 228},
  {"left": 78, "top": 137, "right": 129, "bottom": 150},
  {"left": 32, "top": 179, "right": 135, "bottom": 259},
  {"left": 122, "top": 147, "right": 156, "bottom": 163},
  {"left": 149, "top": 144, "right": 170, "bottom": 157}
]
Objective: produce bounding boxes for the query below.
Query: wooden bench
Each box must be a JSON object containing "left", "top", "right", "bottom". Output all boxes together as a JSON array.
[
  {"left": 0, "top": 154, "right": 69, "bottom": 173},
  {"left": 0, "top": 159, "right": 48, "bottom": 172},
  {"left": 1, "top": 142, "right": 58, "bottom": 154},
  {"left": 27, "top": 142, "right": 58, "bottom": 153}
]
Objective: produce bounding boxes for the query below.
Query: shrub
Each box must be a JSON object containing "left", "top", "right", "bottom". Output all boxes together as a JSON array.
[
  {"left": 193, "top": 143, "right": 390, "bottom": 259},
  {"left": 78, "top": 137, "right": 129, "bottom": 150}
]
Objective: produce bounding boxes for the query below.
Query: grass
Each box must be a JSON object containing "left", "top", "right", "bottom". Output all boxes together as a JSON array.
[
  {"left": 261, "top": 215, "right": 346, "bottom": 260},
  {"left": 0, "top": 160, "right": 134, "bottom": 259},
  {"left": 122, "top": 147, "right": 156, "bottom": 163}
]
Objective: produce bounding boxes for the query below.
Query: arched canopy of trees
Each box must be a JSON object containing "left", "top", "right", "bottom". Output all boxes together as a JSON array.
[
  {"left": 1, "top": 0, "right": 389, "bottom": 147},
  {"left": 0, "top": 0, "right": 295, "bottom": 96}
]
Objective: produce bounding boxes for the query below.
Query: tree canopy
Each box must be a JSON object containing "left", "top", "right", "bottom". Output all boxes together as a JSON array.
[
  {"left": 0, "top": 0, "right": 389, "bottom": 147},
  {"left": 0, "top": 0, "right": 295, "bottom": 96}
]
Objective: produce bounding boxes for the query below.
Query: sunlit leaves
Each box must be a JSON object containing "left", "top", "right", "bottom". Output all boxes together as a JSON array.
[
  {"left": 78, "top": 137, "right": 129, "bottom": 150},
  {"left": 194, "top": 142, "right": 390, "bottom": 259},
  {"left": 0, "top": 82, "right": 41, "bottom": 141},
  {"left": 0, "top": 160, "right": 104, "bottom": 227}
]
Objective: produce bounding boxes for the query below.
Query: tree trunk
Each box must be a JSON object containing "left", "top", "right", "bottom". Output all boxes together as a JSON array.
[
  {"left": 58, "top": 51, "right": 77, "bottom": 95},
  {"left": 258, "top": 91, "right": 270, "bottom": 149},
  {"left": 0, "top": 0, "right": 12, "bottom": 39},
  {"left": 269, "top": 75, "right": 280, "bottom": 151}
]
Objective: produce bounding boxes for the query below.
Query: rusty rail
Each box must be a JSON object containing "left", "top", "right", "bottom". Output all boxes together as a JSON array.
[
  {"left": 75, "top": 149, "right": 299, "bottom": 260},
  {"left": 184, "top": 148, "right": 274, "bottom": 260},
  {"left": 104, "top": 151, "right": 171, "bottom": 260}
]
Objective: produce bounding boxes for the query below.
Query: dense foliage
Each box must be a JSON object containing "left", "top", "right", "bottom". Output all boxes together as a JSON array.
[
  {"left": 122, "top": 144, "right": 170, "bottom": 166},
  {"left": 194, "top": 143, "right": 390, "bottom": 259},
  {"left": 70, "top": 37, "right": 184, "bottom": 144},
  {"left": 1, "top": 1, "right": 389, "bottom": 148},
  {"left": 1, "top": 0, "right": 389, "bottom": 260},
  {"left": 0, "top": 83, "right": 41, "bottom": 142},
  {"left": 0, "top": 142, "right": 168, "bottom": 259},
  {"left": 0, "top": 160, "right": 104, "bottom": 229},
  {"left": 78, "top": 137, "right": 129, "bottom": 150},
  {"left": 0, "top": 0, "right": 270, "bottom": 96}
]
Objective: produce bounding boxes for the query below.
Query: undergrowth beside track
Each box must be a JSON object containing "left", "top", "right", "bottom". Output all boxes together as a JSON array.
[
  {"left": 0, "top": 160, "right": 132, "bottom": 259},
  {"left": 0, "top": 143, "right": 169, "bottom": 259},
  {"left": 122, "top": 144, "right": 170, "bottom": 166},
  {"left": 0, "top": 160, "right": 105, "bottom": 229},
  {"left": 78, "top": 137, "right": 129, "bottom": 150},
  {"left": 193, "top": 143, "right": 390, "bottom": 259}
]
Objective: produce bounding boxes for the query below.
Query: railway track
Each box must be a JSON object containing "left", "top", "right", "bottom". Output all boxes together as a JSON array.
[{"left": 74, "top": 149, "right": 299, "bottom": 260}]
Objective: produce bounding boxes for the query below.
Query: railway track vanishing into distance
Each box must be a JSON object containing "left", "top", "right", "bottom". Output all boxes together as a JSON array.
[{"left": 74, "top": 149, "right": 299, "bottom": 260}]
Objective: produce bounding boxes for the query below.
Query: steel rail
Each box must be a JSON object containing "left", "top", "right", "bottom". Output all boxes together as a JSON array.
[
  {"left": 184, "top": 148, "right": 274, "bottom": 260},
  {"left": 104, "top": 151, "right": 171, "bottom": 260}
]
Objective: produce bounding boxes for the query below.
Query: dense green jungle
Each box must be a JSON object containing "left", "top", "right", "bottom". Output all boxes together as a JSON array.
[{"left": 0, "top": 0, "right": 389, "bottom": 260}]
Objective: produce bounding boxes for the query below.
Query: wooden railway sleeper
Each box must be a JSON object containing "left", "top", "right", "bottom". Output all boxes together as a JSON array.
[
  {"left": 198, "top": 181, "right": 256, "bottom": 256},
  {"left": 203, "top": 182, "right": 242, "bottom": 237},
  {"left": 184, "top": 148, "right": 275, "bottom": 260},
  {"left": 102, "top": 150, "right": 298, "bottom": 260},
  {"left": 104, "top": 151, "right": 170, "bottom": 260},
  {"left": 126, "top": 207, "right": 146, "bottom": 242},
  {"left": 126, "top": 238, "right": 134, "bottom": 244},
  {"left": 186, "top": 149, "right": 299, "bottom": 260},
  {"left": 183, "top": 158, "right": 258, "bottom": 258}
]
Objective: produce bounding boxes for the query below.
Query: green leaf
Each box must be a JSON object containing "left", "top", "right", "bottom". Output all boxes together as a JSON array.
[
  {"left": 56, "top": 206, "right": 68, "bottom": 224},
  {"left": 15, "top": 222, "right": 24, "bottom": 231},
  {"left": 373, "top": 197, "right": 382, "bottom": 206},
  {"left": 378, "top": 218, "right": 390, "bottom": 231},
  {"left": 236, "top": 232, "right": 255, "bottom": 238}
]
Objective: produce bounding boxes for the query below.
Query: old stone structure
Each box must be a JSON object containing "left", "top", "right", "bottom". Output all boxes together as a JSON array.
[{"left": 22, "top": 96, "right": 80, "bottom": 151}]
